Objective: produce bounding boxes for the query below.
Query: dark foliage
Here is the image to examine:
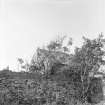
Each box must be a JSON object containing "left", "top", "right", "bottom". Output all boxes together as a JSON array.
[{"left": 0, "top": 35, "right": 105, "bottom": 105}]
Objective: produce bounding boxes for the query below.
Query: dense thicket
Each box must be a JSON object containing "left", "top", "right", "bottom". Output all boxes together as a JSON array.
[
  {"left": 29, "top": 35, "right": 105, "bottom": 103},
  {"left": 0, "top": 35, "right": 105, "bottom": 105}
]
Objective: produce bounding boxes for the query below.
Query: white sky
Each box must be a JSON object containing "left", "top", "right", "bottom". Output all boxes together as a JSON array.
[{"left": 0, "top": 0, "right": 105, "bottom": 70}]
